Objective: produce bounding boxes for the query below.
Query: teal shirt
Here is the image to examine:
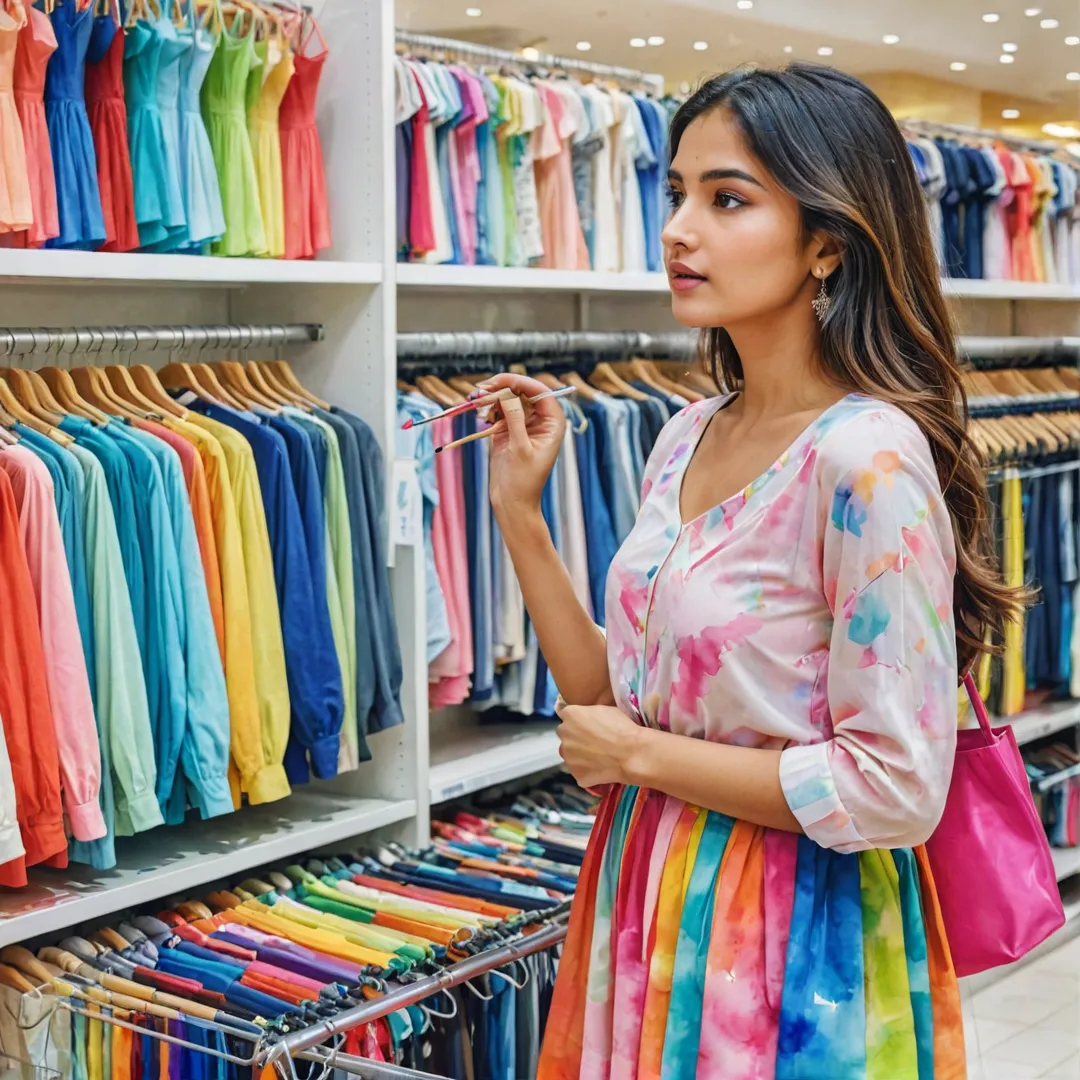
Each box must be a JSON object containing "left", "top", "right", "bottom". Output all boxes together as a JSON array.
[
  {"left": 121, "top": 424, "right": 233, "bottom": 824},
  {"left": 64, "top": 441, "right": 161, "bottom": 859}
]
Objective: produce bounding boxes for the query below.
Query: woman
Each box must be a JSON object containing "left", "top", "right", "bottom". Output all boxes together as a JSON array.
[{"left": 481, "top": 65, "right": 1019, "bottom": 1079}]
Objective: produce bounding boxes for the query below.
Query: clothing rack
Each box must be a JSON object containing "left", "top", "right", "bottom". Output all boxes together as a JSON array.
[
  {"left": 902, "top": 117, "right": 1066, "bottom": 154},
  {"left": 0, "top": 323, "right": 324, "bottom": 357},
  {"left": 394, "top": 30, "right": 665, "bottom": 94}
]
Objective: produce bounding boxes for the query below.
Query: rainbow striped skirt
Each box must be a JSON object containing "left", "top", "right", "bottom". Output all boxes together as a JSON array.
[{"left": 538, "top": 785, "right": 967, "bottom": 1080}]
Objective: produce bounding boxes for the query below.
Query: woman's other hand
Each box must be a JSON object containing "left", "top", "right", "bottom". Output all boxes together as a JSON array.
[{"left": 555, "top": 701, "right": 646, "bottom": 791}]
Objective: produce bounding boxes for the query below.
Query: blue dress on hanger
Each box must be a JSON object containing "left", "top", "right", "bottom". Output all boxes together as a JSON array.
[
  {"left": 123, "top": 17, "right": 172, "bottom": 248},
  {"left": 142, "top": 8, "right": 190, "bottom": 251},
  {"left": 44, "top": 0, "right": 106, "bottom": 249},
  {"left": 177, "top": 0, "right": 224, "bottom": 250}
]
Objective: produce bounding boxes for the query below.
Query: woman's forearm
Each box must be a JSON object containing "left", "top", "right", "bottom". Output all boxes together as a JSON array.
[
  {"left": 626, "top": 727, "right": 802, "bottom": 833},
  {"left": 497, "top": 508, "right": 613, "bottom": 707}
]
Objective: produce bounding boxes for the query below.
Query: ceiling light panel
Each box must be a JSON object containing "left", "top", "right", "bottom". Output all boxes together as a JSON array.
[
  {"left": 882, "top": 34, "right": 900, "bottom": 45},
  {"left": 950, "top": 61, "right": 968, "bottom": 71},
  {"left": 1042, "top": 18, "right": 1060, "bottom": 28},
  {"left": 999, "top": 53, "right": 1015, "bottom": 62},
  {"left": 982, "top": 12, "right": 1000, "bottom": 22}
]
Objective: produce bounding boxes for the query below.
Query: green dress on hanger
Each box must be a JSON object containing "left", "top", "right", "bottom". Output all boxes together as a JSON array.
[{"left": 200, "top": 12, "right": 265, "bottom": 256}]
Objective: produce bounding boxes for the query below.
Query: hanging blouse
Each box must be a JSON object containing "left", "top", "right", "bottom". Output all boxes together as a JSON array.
[
  {"left": 12, "top": 0, "right": 57, "bottom": 245},
  {"left": 0, "top": 0, "right": 32, "bottom": 233},
  {"left": 247, "top": 30, "right": 292, "bottom": 258}
]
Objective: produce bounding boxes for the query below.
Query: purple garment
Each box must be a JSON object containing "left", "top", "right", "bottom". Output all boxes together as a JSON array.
[
  {"left": 210, "top": 927, "right": 361, "bottom": 985},
  {"left": 169, "top": 1020, "right": 184, "bottom": 1080}
]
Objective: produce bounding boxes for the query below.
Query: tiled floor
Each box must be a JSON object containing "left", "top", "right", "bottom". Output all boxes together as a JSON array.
[{"left": 965, "top": 935, "right": 1080, "bottom": 1079}]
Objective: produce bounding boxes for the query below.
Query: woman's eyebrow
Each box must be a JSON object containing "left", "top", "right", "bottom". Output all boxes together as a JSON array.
[{"left": 667, "top": 167, "right": 766, "bottom": 189}]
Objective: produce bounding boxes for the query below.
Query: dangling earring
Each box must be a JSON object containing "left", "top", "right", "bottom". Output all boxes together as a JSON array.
[{"left": 812, "top": 274, "right": 831, "bottom": 323}]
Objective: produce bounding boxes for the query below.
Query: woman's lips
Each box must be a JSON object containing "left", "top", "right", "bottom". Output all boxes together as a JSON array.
[{"left": 668, "top": 261, "right": 707, "bottom": 292}]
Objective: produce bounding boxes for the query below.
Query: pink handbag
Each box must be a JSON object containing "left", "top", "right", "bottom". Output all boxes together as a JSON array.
[{"left": 925, "top": 674, "right": 1065, "bottom": 977}]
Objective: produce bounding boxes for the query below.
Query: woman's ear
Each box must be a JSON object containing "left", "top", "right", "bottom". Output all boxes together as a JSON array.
[{"left": 809, "top": 231, "right": 844, "bottom": 278}]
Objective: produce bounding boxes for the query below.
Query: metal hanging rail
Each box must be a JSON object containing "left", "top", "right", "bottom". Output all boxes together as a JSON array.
[
  {"left": 394, "top": 29, "right": 665, "bottom": 93},
  {"left": 397, "top": 330, "right": 698, "bottom": 363},
  {"left": 0, "top": 323, "right": 324, "bottom": 357},
  {"left": 901, "top": 117, "right": 1067, "bottom": 154}
]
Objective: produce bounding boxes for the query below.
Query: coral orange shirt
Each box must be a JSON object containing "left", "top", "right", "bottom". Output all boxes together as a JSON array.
[{"left": 0, "top": 467, "right": 65, "bottom": 886}]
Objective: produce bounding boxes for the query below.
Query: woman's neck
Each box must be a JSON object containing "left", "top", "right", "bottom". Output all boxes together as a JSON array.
[{"left": 726, "top": 306, "right": 841, "bottom": 420}]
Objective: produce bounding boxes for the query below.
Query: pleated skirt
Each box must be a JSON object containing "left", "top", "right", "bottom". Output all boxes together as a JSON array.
[{"left": 538, "top": 785, "right": 967, "bottom": 1080}]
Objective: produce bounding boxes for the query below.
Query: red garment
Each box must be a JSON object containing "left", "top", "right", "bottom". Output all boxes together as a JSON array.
[
  {"left": 407, "top": 67, "right": 435, "bottom": 256},
  {"left": 0, "top": 469, "right": 65, "bottom": 887},
  {"left": 85, "top": 9, "right": 139, "bottom": 253},
  {"left": 12, "top": 4, "right": 59, "bottom": 247},
  {"left": 279, "top": 17, "right": 331, "bottom": 260}
]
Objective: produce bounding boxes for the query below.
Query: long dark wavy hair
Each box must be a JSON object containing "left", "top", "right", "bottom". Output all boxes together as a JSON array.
[{"left": 669, "top": 63, "right": 1025, "bottom": 674}]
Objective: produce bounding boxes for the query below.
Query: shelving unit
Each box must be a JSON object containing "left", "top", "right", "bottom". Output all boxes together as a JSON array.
[
  {"left": 397, "top": 263, "right": 668, "bottom": 294},
  {"left": 1009, "top": 702, "right": 1080, "bottom": 747},
  {"left": 1053, "top": 847, "right": 1080, "bottom": 887}
]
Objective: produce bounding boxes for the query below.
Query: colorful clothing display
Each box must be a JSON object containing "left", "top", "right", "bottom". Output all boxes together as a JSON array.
[
  {"left": 394, "top": 52, "right": 673, "bottom": 272},
  {"left": 0, "top": 363, "right": 402, "bottom": 886},
  {"left": 0, "top": 0, "right": 329, "bottom": 258}
]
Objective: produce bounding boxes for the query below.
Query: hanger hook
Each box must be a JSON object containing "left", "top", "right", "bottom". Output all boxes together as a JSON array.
[
  {"left": 460, "top": 977, "right": 494, "bottom": 1002},
  {"left": 419, "top": 987, "right": 459, "bottom": 1020}
]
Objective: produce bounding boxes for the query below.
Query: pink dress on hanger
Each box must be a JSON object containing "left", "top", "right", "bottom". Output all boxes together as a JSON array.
[
  {"left": 12, "top": 0, "right": 58, "bottom": 246},
  {"left": 0, "top": 0, "right": 33, "bottom": 234},
  {"left": 278, "top": 13, "right": 329, "bottom": 259}
]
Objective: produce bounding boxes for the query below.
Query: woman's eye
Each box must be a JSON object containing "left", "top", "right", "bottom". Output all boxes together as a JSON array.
[
  {"left": 714, "top": 192, "right": 745, "bottom": 210},
  {"left": 665, "top": 186, "right": 685, "bottom": 209}
]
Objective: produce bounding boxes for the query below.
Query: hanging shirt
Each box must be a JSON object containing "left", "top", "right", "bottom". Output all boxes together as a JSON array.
[
  {"left": 188, "top": 400, "right": 344, "bottom": 783},
  {"left": 583, "top": 84, "right": 619, "bottom": 273},
  {"left": 182, "top": 411, "right": 293, "bottom": 803},
  {"left": 0, "top": 467, "right": 65, "bottom": 885},
  {"left": 0, "top": 447, "right": 104, "bottom": 842},
  {"left": 0, "top": 723, "right": 23, "bottom": 873},
  {"left": 981, "top": 147, "right": 1011, "bottom": 282}
]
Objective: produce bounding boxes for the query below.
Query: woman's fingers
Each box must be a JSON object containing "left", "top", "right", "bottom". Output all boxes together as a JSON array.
[
  {"left": 477, "top": 373, "right": 566, "bottom": 424},
  {"left": 499, "top": 394, "right": 530, "bottom": 454}
]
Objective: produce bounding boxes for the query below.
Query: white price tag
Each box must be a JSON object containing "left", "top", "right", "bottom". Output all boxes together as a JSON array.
[{"left": 392, "top": 459, "right": 422, "bottom": 547}]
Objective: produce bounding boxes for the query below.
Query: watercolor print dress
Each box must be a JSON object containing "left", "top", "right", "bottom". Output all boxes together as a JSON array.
[{"left": 538, "top": 394, "right": 967, "bottom": 1080}]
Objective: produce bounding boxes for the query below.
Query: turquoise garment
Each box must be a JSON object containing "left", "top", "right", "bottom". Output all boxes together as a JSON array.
[
  {"left": 15, "top": 427, "right": 97, "bottom": 703},
  {"left": 64, "top": 442, "right": 160, "bottom": 861},
  {"left": 177, "top": 0, "right": 225, "bottom": 248},
  {"left": 124, "top": 19, "right": 180, "bottom": 248},
  {"left": 100, "top": 422, "right": 189, "bottom": 822},
  {"left": 122, "top": 425, "right": 232, "bottom": 825},
  {"left": 141, "top": 9, "right": 191, "bottom": 252}
]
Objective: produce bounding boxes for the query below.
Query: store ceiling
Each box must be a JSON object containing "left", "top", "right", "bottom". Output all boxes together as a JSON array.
[{"left": 395, "top": 0, "right": 1080, "bottom": 104}]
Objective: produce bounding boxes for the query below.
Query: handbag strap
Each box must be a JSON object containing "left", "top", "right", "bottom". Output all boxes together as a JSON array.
[{"left": 963, "top": 672, "right": 994, "bottom": 738}]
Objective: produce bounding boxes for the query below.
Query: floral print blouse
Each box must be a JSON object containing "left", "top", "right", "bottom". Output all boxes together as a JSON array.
[{"left": 605, "top": 393, "right": 959, "bottom": 853}]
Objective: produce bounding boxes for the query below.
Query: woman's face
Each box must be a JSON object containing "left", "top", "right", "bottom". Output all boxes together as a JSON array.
[{"left": 662, "top": 107, "right": 820, "bottom": 330}]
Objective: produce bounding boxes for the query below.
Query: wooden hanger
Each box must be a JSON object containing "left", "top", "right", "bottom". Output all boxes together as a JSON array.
[
  {"left": 38, "top": 368, "right": 111, "bottom": 425},
  {"left": 177, "top": 899, "right": 214, "bottom": 921},
  {"left": 158, "top": 360, "right": 218, "bottom": 403},
  {"left": 0, "top": 963, "right": 36, "bottom": 993},
  {"left": 204, "top": 890, "right": 242, "bottom": 911},
  {"left": 193, "top": 363, "right": 247, "bottom": 410},
  {"left": 70, "top": 368, "right": 141, "bottom": 421},
  {"left": 212, "top": 360, "right": 280, "bottom": 412},
  {"left": 589, "top": 362, "right": 649, "bottom": 400},
  {"left": 263, "top": 360, "right": 330, "bottom": 409},
  {"left": 0, "top": 368, "right": 64, "bottom": 425},
  {"left": 120, "top": 365, "right": 189, "bottom": 419},
  {"left": 247, "top": 361, "right": 302, "bottom": 409},
  {"left": 127, "top": 0, "right": 162, "bottom": 25},
  {"left": 104, "top": 366, "right": 169, "bottom": 417},
  {"left": 91, "top": 927, "right": 134, "bottom": 953},
  {"left": 560, "top": 370, "right": 597, "bottom": 401},
  {"left": 416, "top": 374, "right": 463, "bottom": 408},
  {"left": 0, "top": 947, "right": 55, "bottom": 987},
  {"left": 0, "top": 375, "right": 72, "bottom": 443}
]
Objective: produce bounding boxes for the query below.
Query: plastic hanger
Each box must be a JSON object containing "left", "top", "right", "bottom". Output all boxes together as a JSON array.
[{"left": 38, "top": 367, "right": 111, "bottom": 424}]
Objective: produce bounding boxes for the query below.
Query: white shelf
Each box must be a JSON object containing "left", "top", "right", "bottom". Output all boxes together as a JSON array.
[
  {"left": 0, "top": 250, "right": 383, "bottom": 288},
  {"left": 396, "top": 263, "right": 669, "bottom": 293},
  {"left": 429, "top": 721, "right": 562, "bottom": 805},
  {"left": 1006, "top": 701, "right": 1080, "bottom": 747},
  {"left": 1053, "top": 847, "right": 1080, "bottom": 885},
  {"left": 942, "top": 279, "right": 1080, "bottom": 301},
  {"left": 0, "top": 791, "right": 415, "bottom": 948}
]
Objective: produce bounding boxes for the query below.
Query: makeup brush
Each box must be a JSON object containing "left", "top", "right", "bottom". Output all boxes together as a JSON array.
[{"left": 434, "top": 386, "right": 576, "bottom": 454}]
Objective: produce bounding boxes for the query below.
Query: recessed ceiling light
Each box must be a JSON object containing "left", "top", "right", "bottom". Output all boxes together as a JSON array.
[
  {"left": 783, "top": 45, "right": 793, "bottom": 53},
  {"left": 1002, "top": 42, "right": 1019, "bottom": 52},
  {"left": 647, "top": 35, "right": 665, "bottom": 45},
  {"left": 693, "top": 40, "right": 709, "bottom": 51},
  {"left": 950, "top": 60, "right": 968, "bottom": 71},
  {"left": 1045, "top": 121, "right": 1080, "bottom": 136},
  {"left": 999, "top": 52, "right": 1015, "bottom": 62},
  {"left": 982, "top": 12, "right": 1000, "bottom": 22},
  {"left": 464, "top": 5, "right": 482, "bottom": 14},
  {"left": 1025, "top": 6, "right": 1042, "bottom": 14},
  {"left": 1067, "top": 70, "right": 1080, "bottom": 79},
  {"left": 736, "top": 0, "right": 753, "bottom": 8},
  {"left": 1041, "top": 18, "right": 1060, "bottom": 28},
  {"left": 882, "top": 34, "right": 900, "bottom": 45},
  {"left": 576, "top": 41, "right": 591, "bottom": 51},
  {"left": 629, "top": 37, "right": 646, "bottom": 47},
  {"left": 521, "top": 46, "right": 540, "bottom": 60},
  {"left": 1002, "top": 108, "right": 1021, "bottom": 118},
  {"left": 817, "top": 45, "right": 834, "bottom": 56},
  {"left": 1067, "top": 36, "right": 1080, "bottom": 45}
]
